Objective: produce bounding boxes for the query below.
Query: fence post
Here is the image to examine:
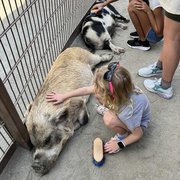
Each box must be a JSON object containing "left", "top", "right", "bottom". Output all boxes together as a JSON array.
[{"left": 0, "top": 79, "right": 32, "bottom": 150}]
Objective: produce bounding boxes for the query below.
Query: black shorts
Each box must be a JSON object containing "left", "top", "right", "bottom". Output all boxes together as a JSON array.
[{"left": 165, "top": 10, "right": 180, "bottom": 22}]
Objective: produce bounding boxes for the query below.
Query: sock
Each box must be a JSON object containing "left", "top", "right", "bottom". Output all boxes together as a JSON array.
[
  {"left": 161, "top": 78, "right": 171, "bottom": 89},
  {"left": 116, "top": 132, "right": 128, "bottom": 140},
  {"left": 156, "top": 60, "right": 162, "bottom": 69}
]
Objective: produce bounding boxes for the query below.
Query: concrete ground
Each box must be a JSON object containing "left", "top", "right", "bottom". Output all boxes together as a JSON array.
[{"left": 1, "top": 1, "right": 180, "bottom": 180}]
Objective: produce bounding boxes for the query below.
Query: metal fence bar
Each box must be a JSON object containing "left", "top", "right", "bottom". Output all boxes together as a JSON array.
[
  {"left": 0, "top": 79, "right": 32, "bottom": 149},
  {"left": 0, "top": 0, "right": 96, "bottom": 120},
  {"left": 0, "top": 120, "right": 16, "bottom": 174},
  {"left": 0, "top": 0, "right": 95, "bottom": 172}
]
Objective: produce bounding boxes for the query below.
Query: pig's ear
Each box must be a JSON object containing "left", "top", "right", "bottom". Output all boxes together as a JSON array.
[
  {"left": 23, "top": 103, "right": 33, "bottom": 123},
  {"left": 48, "top": 106, "right": 68, "bottom": 126}
]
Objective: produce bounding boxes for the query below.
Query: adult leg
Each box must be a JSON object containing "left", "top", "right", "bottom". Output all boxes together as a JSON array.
[
  {"left": 143, "top": 16, "right": 180, "bottom": 99},
  {"left": 137, "top": 57, "right": 163, "bottom": 77},
  {"left": 161, "top": 16, "right": 180, "bottom": 84}
]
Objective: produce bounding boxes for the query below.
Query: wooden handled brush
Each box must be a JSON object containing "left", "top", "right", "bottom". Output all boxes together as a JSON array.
[{"left": 92, "top": 137, "right": 105, "bottom": 167}]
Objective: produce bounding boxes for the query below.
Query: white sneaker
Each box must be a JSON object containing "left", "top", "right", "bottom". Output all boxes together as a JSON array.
[
  {"left": 96, "top": 105, "right": 109, "bottom": 115},
  {"left": 138, "top": 63, "right": 162, "bottom": 77},
  {"left": 144, "top": 78, "right": 173, "bottom": 99}
]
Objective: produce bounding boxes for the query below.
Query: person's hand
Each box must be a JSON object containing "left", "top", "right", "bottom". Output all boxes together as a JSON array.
[
  {"left": 134, "top": 0, "right": 150, "bottom": 13},
  {"left": 104, "top": 139, "right": 120, "bottom": 153},
  {"left": 46, "top": 91, "right": 65, "bottom": 105},
  {"left": 91, "top": 3, "right": 104, "bottom": 14}
]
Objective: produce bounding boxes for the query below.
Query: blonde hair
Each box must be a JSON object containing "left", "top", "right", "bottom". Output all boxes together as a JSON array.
[{"left": 94, "top": 64, "right": 136, "bottom": 112}]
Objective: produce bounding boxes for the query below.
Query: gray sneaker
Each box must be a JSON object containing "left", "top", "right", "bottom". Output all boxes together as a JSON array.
[
  {"left": 138, "top": 63, "right": 162, "bottom": 77},
  {"left": 144, "top": 78, "right": 173, "bottom": 99}
]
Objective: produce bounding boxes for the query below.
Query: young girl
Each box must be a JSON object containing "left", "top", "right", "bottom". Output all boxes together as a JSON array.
[{"left": 46, "top": 62, "right": 151, "bottom": 153}]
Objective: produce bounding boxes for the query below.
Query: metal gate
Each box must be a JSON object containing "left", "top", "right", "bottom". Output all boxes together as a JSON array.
[{"left": 0, "top": 0, "right": 95, "bottom": 173}]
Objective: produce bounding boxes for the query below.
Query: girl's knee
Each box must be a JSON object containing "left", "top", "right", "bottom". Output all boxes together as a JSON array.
[{"left": 103, "top": 113, "right": 114, "bottom": 128}]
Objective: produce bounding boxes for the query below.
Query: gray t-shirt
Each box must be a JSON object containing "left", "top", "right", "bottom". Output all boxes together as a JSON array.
[{"left": 117, "top": 92, "right": 151, "bottom": 132}]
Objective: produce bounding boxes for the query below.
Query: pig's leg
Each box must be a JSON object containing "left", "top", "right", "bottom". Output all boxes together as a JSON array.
[
  {"left": 24, "top": 103, "right": 32, "bottom": 123},
  {"left": 78, "top": 105, "right": 89, "bottom": 125},
  {"left": 74, "top": 105, "right": 89, "bottom": 131},
  {"left": 88, "top": 53, "right": 113, "bottom": 69}
]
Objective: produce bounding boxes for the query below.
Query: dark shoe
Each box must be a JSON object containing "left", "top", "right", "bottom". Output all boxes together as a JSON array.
[
  {"left": 127, "top": 39, "right": 150, "bottom": 51},
  {"left": 130, "top": 31, "right": 139, "bottom": 39}
]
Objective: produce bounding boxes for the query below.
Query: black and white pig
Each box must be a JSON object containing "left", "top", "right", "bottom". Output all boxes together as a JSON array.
[{"left": 81, "top": 0, "right": 129, "bottom": 54}]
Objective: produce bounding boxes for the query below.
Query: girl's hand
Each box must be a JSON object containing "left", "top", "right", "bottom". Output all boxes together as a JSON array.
[
  {"left": 104, "top": 139, "right": 120, "bottom": 153},
  {"left": 46, "top": 91, "right": 65, "bottom": 105},
  {"left": 134, "top": 0, "right": 150, "bottom": 13}
]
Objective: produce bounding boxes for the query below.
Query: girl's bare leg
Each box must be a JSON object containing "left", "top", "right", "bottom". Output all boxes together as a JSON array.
[{"left": 103, "top": 111, "right": 129, "bottom": 135}]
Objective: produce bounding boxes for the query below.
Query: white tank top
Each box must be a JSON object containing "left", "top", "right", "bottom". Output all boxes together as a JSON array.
[{"left": 149, "top": 0, "right": 162, "bottom": 10}]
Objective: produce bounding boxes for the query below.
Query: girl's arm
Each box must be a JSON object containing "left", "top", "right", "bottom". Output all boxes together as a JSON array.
[
  {"left": 104, "top": 127, "right": 143, "bottom": 153},
  {"left": 46, "top": 85, "right": 94, "bottom": 105},
  {"left": 122, "top": 127, "right": 143, "bottom": 146}
]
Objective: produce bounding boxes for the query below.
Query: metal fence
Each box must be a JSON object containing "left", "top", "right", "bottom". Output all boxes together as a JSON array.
[
  {"left": 0, "top": 120, "right": 14, "bottom": 161},
  {"left": 0, "top": 0, "right": 95, "bottom": 172}
]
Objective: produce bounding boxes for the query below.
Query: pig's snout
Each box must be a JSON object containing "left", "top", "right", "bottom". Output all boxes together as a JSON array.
[
  {"left": 32, "top": 160, "right": 50, "bottom": 175},
  {"left": 32, "top": 153, "right": 50, "bottom": 175}
]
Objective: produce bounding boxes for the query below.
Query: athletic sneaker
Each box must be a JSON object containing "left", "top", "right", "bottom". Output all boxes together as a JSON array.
[
  {"left": 96, "top": 104, "right": 109, "bottom": 115},
  {"left": 144, "top": 78, "right": 173, "bottom": 99},
  {"left": 127, "top": 39, "right": 150, "bottom": 51},
  {"left": 138, "top": 63, "right": 162, "bottom": 77},
  {"left": 130, "top": 31, "right": 139, "bottom": 39}
]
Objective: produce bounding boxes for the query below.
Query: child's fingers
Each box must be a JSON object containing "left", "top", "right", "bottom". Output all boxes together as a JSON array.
[
  {"left": 53, "top": 101, "right": 62, "bottom": 105},
  {"left": 46, "top": 95, "right": 55, "bottom": 100},
  {"left": 104, "top": 145, "right": 115, "bottom": 153},
  {"left": 46, "top": 91, "right": 56, "bottom": 97},
  {"left": 46, "top": 95, "right": 53, "bottom": 98},
  {"left": 46, "top": 98, "right": 56, "bottom": 102}
]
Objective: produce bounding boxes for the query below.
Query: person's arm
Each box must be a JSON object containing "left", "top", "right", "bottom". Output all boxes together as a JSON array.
[
  {"left": 104, "top": 0, "right": 119, "bottom": 6},
  {"left": 46, "top": 85, "right": 94, "bottom": 105},
  {"left": 104, "top": 127, "right": 143, "bottom": 153},
  {"left": 91, "top": 0, "right": 119, "bottom": 13},
  {"left": 121, "top": 127, "right": 143, "bottom": 146},
  {"left": 134, "top": 0, "right": 164, "bottom": 36}
]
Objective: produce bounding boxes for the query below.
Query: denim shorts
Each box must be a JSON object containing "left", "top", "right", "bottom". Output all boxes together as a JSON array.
[{"left": 147, "top": 28, "right": 163, "bottom": 43}]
